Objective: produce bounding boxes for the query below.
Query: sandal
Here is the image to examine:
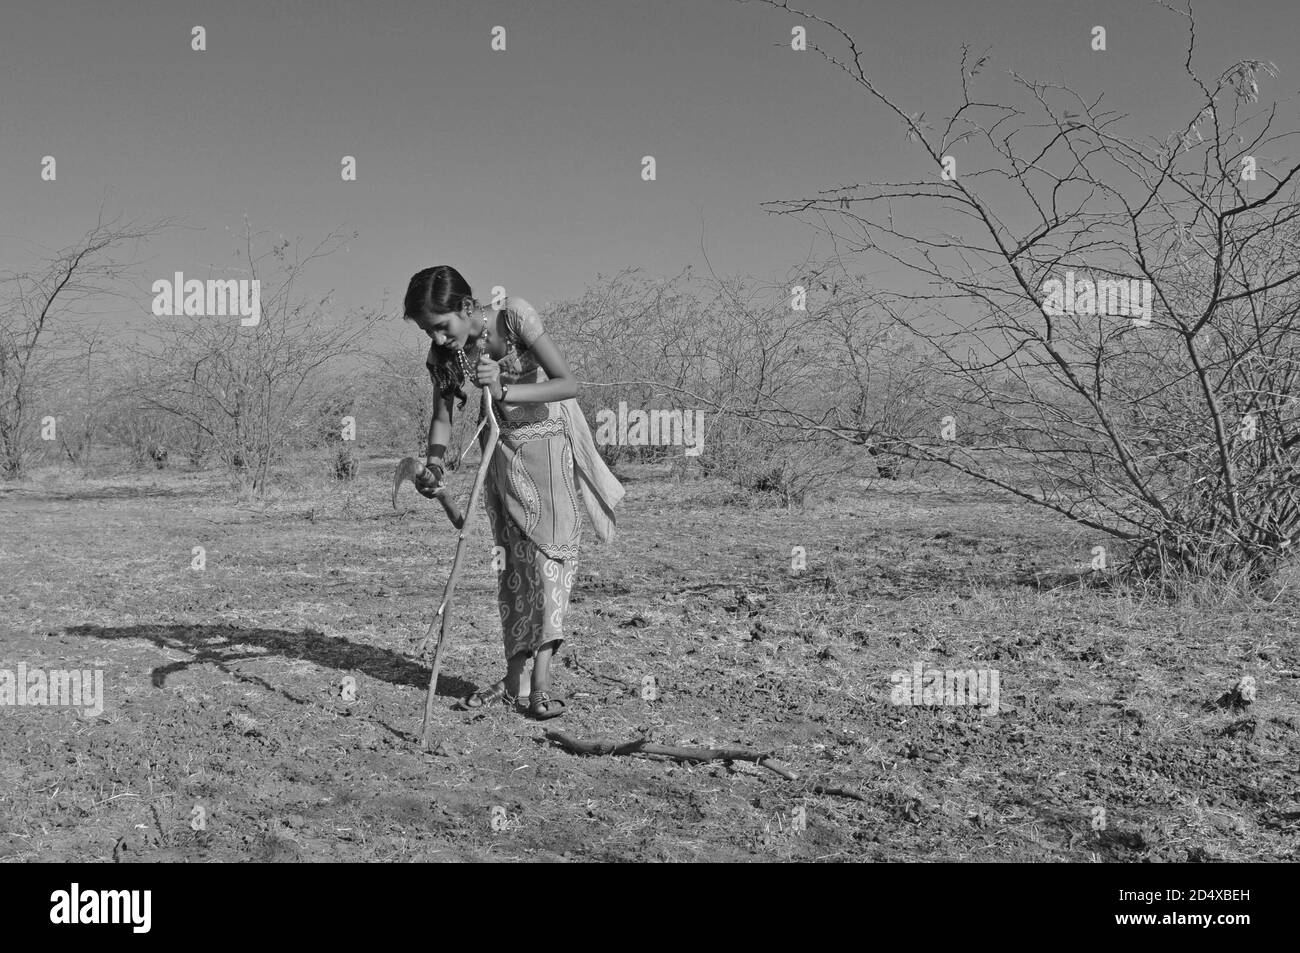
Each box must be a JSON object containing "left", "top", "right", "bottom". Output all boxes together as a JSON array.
[
  {"left": 457, "top": 681, "right": 517, "bottom": 711},
  {"left": 528, "top": 690, "right": 566, "bottom": 720}
]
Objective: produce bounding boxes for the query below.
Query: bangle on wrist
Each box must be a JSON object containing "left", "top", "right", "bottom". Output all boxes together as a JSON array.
[{"left": 499, "top": 384, "right": 511, "bottom": 404}]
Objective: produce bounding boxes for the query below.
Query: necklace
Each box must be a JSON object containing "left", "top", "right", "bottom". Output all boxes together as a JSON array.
[{"left": 455, "top": 310, "right": 490, "bottom": 379}]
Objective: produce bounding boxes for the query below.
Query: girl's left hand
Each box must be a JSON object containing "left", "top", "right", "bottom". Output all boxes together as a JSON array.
[{"left": 475, "top": 350, "right": 502, "bottom": 400}]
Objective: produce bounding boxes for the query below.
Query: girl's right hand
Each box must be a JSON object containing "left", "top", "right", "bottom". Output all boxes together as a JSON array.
[{"left": 415, "top": 461, "right": 445, "bottom": 497}]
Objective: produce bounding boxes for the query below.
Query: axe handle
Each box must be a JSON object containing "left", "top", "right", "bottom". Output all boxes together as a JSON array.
[
  {"left": 432, "top": 486, "right": 465, "bottom": 529},
  {"left": 400, "top": 461, "right": 465, "bottom": 528}
]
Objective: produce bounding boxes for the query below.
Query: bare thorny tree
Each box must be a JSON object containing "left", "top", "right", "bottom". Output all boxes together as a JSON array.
[
  {"left": 0, "top": 212, "right": 166, "bottom": 478},
  {"left": 726, "top": 0, "right": 1300, "bottom": 582}
]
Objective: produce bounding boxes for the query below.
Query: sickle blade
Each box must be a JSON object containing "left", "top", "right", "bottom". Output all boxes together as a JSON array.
[{"left": 393, "top": 456, "right": 424, "bottom": 509}]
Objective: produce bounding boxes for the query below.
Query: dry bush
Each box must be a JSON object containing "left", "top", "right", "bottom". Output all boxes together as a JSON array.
[
  {"left": 134, "top": 225, "right": 380, "bottom": 494},
  {"left": 544, "top": 263, "right": 935, "bottom": 502},
  {"left": 746, "top": 0, "right": 1300, "bottom": 582}
]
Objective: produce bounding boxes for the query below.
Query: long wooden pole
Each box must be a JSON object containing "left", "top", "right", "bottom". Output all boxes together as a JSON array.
[{"left": 420, "top": 390, "right": 500, "bottom": 749}]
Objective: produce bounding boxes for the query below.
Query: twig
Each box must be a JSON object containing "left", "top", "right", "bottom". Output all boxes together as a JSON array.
[
  {"left": 810, "top": 784, "right": 865, "bottom": 801},
  {"left": 544, "top": 730, "right": 864, "bottom": 800}
]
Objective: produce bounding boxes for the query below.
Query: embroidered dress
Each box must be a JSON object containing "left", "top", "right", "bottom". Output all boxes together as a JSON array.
[{"left": 426, "top": 297, "right": 624, "bottom": 659}]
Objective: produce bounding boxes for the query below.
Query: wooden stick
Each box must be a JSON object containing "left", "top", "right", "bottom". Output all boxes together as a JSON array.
[
  {"left": 420, "top": 390, "right": 501, "bottom": 750},
  {"left": 544, "top": 730, "right": 867, "bottom": 799},
  {"left": 810, "top": 785, "right": 865, "bottom": 801},
  {"left": 544, "top": 729, "right": 796, "bottom": 780}
]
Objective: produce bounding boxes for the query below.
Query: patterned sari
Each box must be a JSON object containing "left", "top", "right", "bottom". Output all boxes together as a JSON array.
[{"left": 427, "top": 297, "right": 624, "bottom": 659}]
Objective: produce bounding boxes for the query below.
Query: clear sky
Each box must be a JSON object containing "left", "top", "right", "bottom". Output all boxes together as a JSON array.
[{"left": 3, "top": 0, "right": 1297, "bottom": 348}]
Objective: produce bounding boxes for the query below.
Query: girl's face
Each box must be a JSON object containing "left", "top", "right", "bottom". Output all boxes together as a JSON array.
[{"left": 413, "top": 307, "right": 468, "bottom": 349}]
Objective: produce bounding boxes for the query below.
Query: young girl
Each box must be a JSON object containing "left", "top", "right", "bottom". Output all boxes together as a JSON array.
[{"left": 403, "top": 265, "right": 624, "bottom": 719}]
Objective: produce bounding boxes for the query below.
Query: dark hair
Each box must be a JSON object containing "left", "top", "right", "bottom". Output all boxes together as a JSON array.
[{"left": 403, "top": 265, "right": 479, "bottom": 409}]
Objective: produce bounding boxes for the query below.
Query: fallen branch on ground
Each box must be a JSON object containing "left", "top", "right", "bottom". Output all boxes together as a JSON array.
[{"left": 543, "top": 730, "right": 865, "bottom": 800}]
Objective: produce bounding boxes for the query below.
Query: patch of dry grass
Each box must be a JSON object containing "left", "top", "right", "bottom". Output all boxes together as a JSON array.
[{"left": 1, "top": 461, "right": 1296, "bottom": 861}]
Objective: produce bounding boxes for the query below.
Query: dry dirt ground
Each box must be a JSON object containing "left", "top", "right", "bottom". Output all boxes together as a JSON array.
[{"left": 1, "top": 461, "right": 1297, "bottom": 862}]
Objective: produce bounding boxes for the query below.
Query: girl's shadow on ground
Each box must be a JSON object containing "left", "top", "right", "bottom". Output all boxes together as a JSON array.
[{"left": 63, "top": 622, "right": 474, "bottom": 701}]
